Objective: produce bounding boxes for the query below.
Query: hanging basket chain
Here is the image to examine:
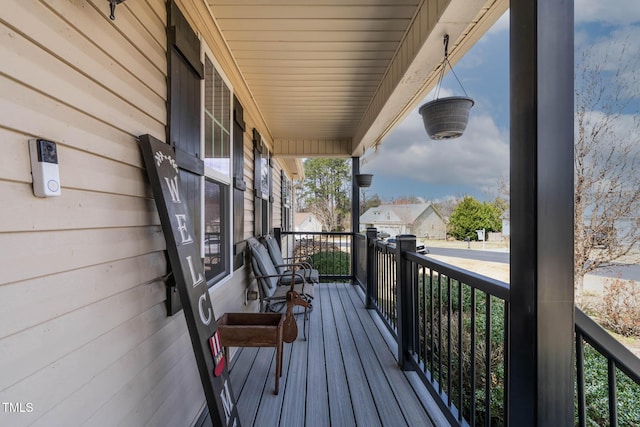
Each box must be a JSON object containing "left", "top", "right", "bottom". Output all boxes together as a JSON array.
[{"left": 434, "top": 34, "right": 470, "bottom": 100}]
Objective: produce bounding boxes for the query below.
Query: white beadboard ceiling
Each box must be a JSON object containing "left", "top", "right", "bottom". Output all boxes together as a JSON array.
[{"left": 206, "top": 0, "right": 507, "bottom": 158}]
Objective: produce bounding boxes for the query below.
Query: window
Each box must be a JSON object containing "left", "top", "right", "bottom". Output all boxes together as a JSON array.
[
  {"left": 282, "top": 171, "right": 292, "bottom": 230},
  {"left": 204, "top": 57, "right": 231, "bottom": 177},
  {"left": 204, "top": 179, "right": 228, "bottom": 283},
  {"left": 253, "top": 131, "right": 272, "bottom": 236},
  {"left": 203, "top": 52, "right": 232, "bottom": 286}
]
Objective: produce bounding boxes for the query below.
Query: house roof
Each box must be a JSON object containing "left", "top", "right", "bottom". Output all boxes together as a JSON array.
[
  {"left": 360, "top": 203, "right": 442, "bottom": 225},
  {"left": 295, "top": 212, "right": 318, "bottom": 226},
  {"left": 205, "top": 0, "right": 507, "bottom": 158}
]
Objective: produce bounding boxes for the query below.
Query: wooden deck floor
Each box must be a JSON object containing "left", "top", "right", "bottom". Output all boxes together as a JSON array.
[{"left": 225, "top": 283, "right": 440, "bottom": 427}]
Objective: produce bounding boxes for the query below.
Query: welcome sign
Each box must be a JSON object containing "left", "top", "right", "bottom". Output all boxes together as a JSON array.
[{"left": 139, "top": 134, "right": 240, "bottom": 427}]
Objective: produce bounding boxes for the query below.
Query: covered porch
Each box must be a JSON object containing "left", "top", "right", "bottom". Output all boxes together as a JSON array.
[
  {"left": 5, "top": 0, "right": 638, "bottom": 426},
  {"left": 201, "top": 283, "right": 445, "bottom": 427}
]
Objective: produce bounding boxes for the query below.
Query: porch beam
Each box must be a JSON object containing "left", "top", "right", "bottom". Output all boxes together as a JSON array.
[
  {"left": 509, "top": 0, "right": 575, "bottom": 425},
  {"left": 273, "top": 138, "right": 352, "bottom": 157}
]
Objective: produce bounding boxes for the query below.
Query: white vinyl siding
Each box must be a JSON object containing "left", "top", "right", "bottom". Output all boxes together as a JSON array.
[
  {"left": 0, "top": 1, "right": 299, "bottom": 425},
  {"left": 0, "top": 1, "right": 205, "bottom": 426}
]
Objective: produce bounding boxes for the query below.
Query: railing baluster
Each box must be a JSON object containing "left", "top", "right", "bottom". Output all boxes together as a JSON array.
[
  {"left": 385, "top": 247, "right": 389, "bottom": 325},
  {"left": 373, "top": 244, "right": 377, "bottom": 304},
  {"left": 576, "top": 332, "right": 586, "bottom": 427},
  {"left": 447, "top": 275, "right": 452, "bottom": 406},
  {"left": 384, "top": 248, "right": 387, "bottom": 320},
  {"left": 430, "top": 268, "right": 434, "bottom": 376},
  {"left": 503, "top": 300, "right": 510, "bottom": 425},
  {"left": 485, "top": 295, "right": 491, "bottom": 427},
  {"left": 458, "top": 281, "right": 464, "bottom": 422},
  {"left": 438, "top": 272, "right": 443, "bottom": 394},
  {"left": 420, "top": 266, "right": 427, "bottom": 368},
  {"left": 608, "top": 358, "right": 617, "bottom": 427},
  {"left": 471, "top": 288, "right": 476, "bottom": 427}
]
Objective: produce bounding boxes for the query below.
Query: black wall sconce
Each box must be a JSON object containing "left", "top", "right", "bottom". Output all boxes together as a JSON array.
[{"left": 108, "top": 0, "right": 126, "bottom": 20}]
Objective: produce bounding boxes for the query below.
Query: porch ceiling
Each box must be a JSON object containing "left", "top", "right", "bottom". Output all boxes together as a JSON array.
[{"left": 206, "top": 0, "right": 507, "bottom": 158}]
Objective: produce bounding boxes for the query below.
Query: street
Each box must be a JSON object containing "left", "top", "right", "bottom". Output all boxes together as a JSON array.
[{"left": 425, "top": 247, "right": 640, "bottom": 281}]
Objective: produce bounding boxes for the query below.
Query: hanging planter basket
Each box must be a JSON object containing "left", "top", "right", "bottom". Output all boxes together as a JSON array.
[
  {"left": 355, "top": 173, "right": 373, "bottom": 188},
  {"left": 419, "top": 34, "right": 474, "bottom": 141},
  {"left": 419, "top": 96, "right": 474, "bottom": 140}
]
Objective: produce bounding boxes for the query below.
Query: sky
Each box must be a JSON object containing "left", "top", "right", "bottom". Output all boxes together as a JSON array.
[{"left": 362, "top": 0, "right": 640, "bottom": 203}]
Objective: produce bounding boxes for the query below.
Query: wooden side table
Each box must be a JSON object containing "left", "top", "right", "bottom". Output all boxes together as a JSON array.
[{"left": 217, "top": 313, "right": 285, "bottom": 394}]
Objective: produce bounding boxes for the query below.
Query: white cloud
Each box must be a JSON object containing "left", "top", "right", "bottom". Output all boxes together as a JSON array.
[
  {"left": 576, "top": 26, "right": 640, "bottom": 100},
  {"left": 483, "top": 2, "right": 640, "bottom": 35},
  {"left": 368, "top": 106, "right": 509, "bottom": 194},
  {"left": 575, "top": 0, "right": 640, "bottom": 25},
  {"left": 577, "top": 26, "right": 640, "bottom": 67}
]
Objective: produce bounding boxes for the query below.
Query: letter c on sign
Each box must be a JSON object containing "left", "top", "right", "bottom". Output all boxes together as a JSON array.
[{"left": 198, "top": 292, "right": 212, "bottom": 325}]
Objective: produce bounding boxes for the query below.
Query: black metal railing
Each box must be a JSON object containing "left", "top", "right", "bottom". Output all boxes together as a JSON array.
[
  {"left": 404, "top": 250, "right": 510, "bottom": 427},
  {"left": 362, "top": 230, "right": 640, "bottom": 426},
  {"left": 370, "top": 238, "right": 398, "bottom": 335},
  {"left": 280, "top": 230, "right": 353, "bottom": 282},
  {"left": 366, "top": 232, "right": 510, "bottom": 426},
  {"left": 276, "top": 228, "right": 640, "bottom": 425},
  {"left": 354, "top": 233, "right": 367, "bottom": 290},
  {"left": 575, "top": 308, "right": 640, "bottom": 427}
]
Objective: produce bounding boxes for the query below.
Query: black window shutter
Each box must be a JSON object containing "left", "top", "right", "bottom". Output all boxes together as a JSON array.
[
  {"left": 165, "top": 0, "right": 204, "bottom": 315},
  {"left": 232, "top": 96, "right": 246, "bottom": 270},
  {"left": 253, "top": 129, "right": 263, "bottom": 237}
]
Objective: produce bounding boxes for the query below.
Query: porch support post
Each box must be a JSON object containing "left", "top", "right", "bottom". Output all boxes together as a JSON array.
[
  {"left": 351, "top": 157, "right": 360, "bottom": 281},
  {"left": 365, "top": 227, "right": 377, "bottom": 309},
  {"left": 396, "top": 234, "right": 416, "bottom": 370},
  {"left": 509, "top": 0, "right": 574, "bottom": 425}
]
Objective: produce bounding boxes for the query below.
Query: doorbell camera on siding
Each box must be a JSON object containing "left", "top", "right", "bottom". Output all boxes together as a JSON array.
[{"left": 29, "top": 139, "right": 61, "bottom": 197}]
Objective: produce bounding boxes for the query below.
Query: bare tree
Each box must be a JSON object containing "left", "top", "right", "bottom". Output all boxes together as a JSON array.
[
  {"left": 300, "top": 158, "right": 351, "bottom": 232},
  {"left": 574, "top": 42, "right": 640, "bottom": 303},
  {"left": 433, "top": 196, "right": 461, "bottom": 219}
]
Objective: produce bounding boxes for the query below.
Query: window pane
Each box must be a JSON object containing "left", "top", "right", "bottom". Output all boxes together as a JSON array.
[
  {"left": 204, "top": 56, "right": 231, "bottom": 177},
  {"left": 205, "top": 114, "right": 213, "bottom": 159},
  {"left": 260, "top": 157, "right": 269, "bottom": 199},
  {"left": 204, "top": 179, "right": 228, "bottom": 283}
]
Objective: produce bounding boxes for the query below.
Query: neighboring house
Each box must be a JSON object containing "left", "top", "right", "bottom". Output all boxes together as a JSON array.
[
  {"left": 502, "top": 211, "right": 511, "bottom": 237},
  {"left": 360, "top": 203, "right": 447, "bottom": 239},
  {"left": 295, "top": 212, "right": 323, "bottom": 232}
]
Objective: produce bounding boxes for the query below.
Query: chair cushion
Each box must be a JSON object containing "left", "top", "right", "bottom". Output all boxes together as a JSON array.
[
  {"left": 248, "top": 237, "right": 279, "bottom": 296},
  {"left": 272, "top": 282, "right": 314, "bottom": 299},
  {"left": 262, "top": 234, "right": 287, "bottom": 275},
  {"left": 278, "top": 268, "right": 320, "bottom": 286}
]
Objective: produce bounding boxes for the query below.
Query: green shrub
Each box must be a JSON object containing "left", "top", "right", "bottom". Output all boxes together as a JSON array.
[
  {"left": 416, "top": 274, "right": 640, "bottom": 426},
  {"left": 577, "top": 344, "right": 640, "bottom": 426},
  {"left": 308, "top": 250, "right": 350, "bottom": 281},
  {"left": 417, "top": 276, "right": 507, "bottom": 426}
]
